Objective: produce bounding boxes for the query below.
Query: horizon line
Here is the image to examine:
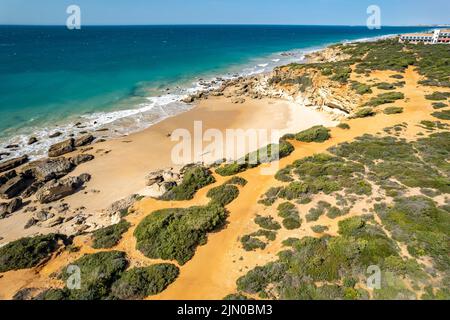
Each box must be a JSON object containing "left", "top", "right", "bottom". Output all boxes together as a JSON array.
[{"left": 0, "top": 23, "right": 446, "bottom": 27}]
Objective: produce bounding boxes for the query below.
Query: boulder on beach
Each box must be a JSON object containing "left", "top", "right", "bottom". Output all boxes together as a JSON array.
[
  {"left": 21, "top": 157, "right": 74, "bottom": 182},
  {"left": 0, "top": 197, "right": 23, "bottom": 219},
  {"left": 70, "top": 154, "right": 94, "bottom": 166},
  {"left": 49, "top": 132, "right": 62, "bottom": 138},
  {"left": 35, "top": 173, "right": 91, "bottom": 204},
  {"left": 0, "top": 155, "right": 28, "bottom": 173},
  {"left": 0, "top": 175, "right": 31, "bottom": 199},
  {"left": 74, "top": 134, "right": 95, "bottom": 147},
  {"left": 48, "top": 138, "right": 75, "bottom": 157}
]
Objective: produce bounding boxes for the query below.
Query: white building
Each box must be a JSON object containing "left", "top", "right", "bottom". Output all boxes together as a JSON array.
[{"left": 400, "top": 29, "right": 450, "bottom": 44}]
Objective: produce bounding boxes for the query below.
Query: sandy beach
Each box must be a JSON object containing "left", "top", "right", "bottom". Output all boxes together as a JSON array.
[{"left": 0, "top": 94, "right": 336, "bottom": 245}]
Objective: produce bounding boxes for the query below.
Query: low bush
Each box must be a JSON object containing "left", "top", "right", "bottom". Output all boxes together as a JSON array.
[
  {"left": 351, "top": 82, "right": 373, "bottom": 95},
  {"left": 111, "top": 264, "right": 179, "bottom": 299},
  {"left": 160, "top": 165, "right": 215, "bottom": 201},
  {"left": 241, "top": 235, "right": 266, "bottom": 251},
  {"left": 295, "top": 126, "right": 331, "bottom": 143},
  {"left": 432, "top": 102, "right": 447, "bottom": 109},
  {"left": 134, "top": 203, "right": 227, "bottom": 265},
  {"left": 277, "top": 202, "right": 301, "bottom": 230},
  {"left": 225, "top": 176, "right": 247, "bottom": 186},
  {"left": 337, "top": 123, "right": 351, "bottom": 130},
  {"left": 216, "top": 141, "right": 294, "bottom": 176},
  {"left": 376, "top": 82, "right": 395, "bottom": 90},
  {"left": 92, "top": 220, "right": 131, "bottom": 249},
  {"left": 61, "top": 251, "right": 129, "bottom": 300},
  {"left": 207, "top": 184, "right": 240, "bottom": 206},
  {"left": 425, "top": 92, "right": 450, "bottom": 101},
  {"left": 0, "top": 234, "right": 65, "bottom": 273},
  {"left": 431, "top": 110, "right": 450, "bottom": 120},
  {"left": 311, "top": 225, "right": 329, "bottom": 233},
  {"left": 254, "top": 215, "right": 281, "bottom": 230},
  {"left": 366, "top": 92, "right": 404, "bottom": 107},
  {"left": 384, "top": 106, "right": 404, "bottom": 115},
  {"left": 354, "top": 108, "right": 375, "bottom": 118}
]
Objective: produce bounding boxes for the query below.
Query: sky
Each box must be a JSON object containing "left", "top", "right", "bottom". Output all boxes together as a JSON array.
[{"left": 0, "top": 0, "right": 449, "bottom": 26}]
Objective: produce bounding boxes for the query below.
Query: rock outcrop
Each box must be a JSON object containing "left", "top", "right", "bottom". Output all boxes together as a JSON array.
[
  {"left": 0, "top": 197, "right": 22, "bottom": 219},
  {"left": 0, "top": 155, "right": 28, "bottom": 173},
  {"left": 35, "top": 173, "right": 91, "bottom": 204},
  {"left": 48, "top": 138, "right": 75, "bottom": 157},
  {"left": 21, "top": 157, "right": 74, "bottom": 182},
  {"left": 74, "top": 134, "right": 95, "bottom": 147}
]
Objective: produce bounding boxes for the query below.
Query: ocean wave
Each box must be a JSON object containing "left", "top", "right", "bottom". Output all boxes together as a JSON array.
[{"left": 0, "top": 32, "right": 405, "bottom": 162}]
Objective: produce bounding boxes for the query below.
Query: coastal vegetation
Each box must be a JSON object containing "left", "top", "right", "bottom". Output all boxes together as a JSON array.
[
  {"left": 134, "top": 203, "right": 228, "bottom": 265},
  {"left": 383, "top": 106, "right": 404, "bottom": 115},
  {"left": 91, "top": 220, "right": 131, "bottom": 249},
  {"left": 254, "top": 215, "right": 281, "bottom": 231},
  {"left": 295, "top": 125, "right": 331, "bottom": 143},
  {"left": 0, "top": 234, "right": 66, "bottom": 273},
  {"left": 207, "top": 184, "right": 240, "bottom": 206},
  {"left": 111, "top": 264, "right": 179, "bottom": 299},
  {"left": 216, "top": 140, "right": 294, "bottom": 176},
  {"left": 160, "top": 165, "right": 215, "bottom": 201}
]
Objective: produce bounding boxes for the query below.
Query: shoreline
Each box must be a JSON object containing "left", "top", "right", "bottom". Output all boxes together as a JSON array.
[{"left": 0, "top": 32, "right": 402, "bottom": 162}]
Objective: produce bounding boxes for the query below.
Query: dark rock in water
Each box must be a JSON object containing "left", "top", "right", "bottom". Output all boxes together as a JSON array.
[
  {"left": 70, "top": 154, "right": 94, "bottom": 166},
  {"left": 74, "top": 134, "right": 94, "bottom": 147},
  {"left": 0, "top": 152, "right": 11, "bottom": 160},
  {"left": 35, "top": 174, "right": 91, "bottom": 204},
  {"left": 182, "top": 96, "right": 194, "bottom": 103},
  {"left": 48, "top": 138, "right": 75, "bottom": 157},
  {"left": 49, "top": 132, "right": 62, "bottom": 138},
  {"left": 0, "top": 176, "right": 32, "bottom": 199},
  {"left": 0, "top": 155, "right": 28, "bottom": 173},
  {"left": 1, "top": 197, "right": 23, "bottom": 218},
  {"left": 95, "top": 128, "right": 109, "bottom": 132},
  {"left": 5, "top": 144, "right": 20, "bottom": 149},
  {"left": 21, "top": 157, "right": 74, "bottom": 182},
  {"left": 27, "top": 137, "right": 38, "bottom": 145}
]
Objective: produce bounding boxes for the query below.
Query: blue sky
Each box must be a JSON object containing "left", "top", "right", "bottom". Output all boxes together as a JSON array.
[{"left": 1, "top": 0, "right": 449, "bottom": 26}]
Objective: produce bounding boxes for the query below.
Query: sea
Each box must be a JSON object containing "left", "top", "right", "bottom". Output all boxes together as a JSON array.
[{"left": 0, "top": 25, "right": 430, "bottom": 160}]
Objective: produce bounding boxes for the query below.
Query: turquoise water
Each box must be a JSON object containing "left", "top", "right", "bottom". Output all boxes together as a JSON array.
[{"left": 0, "top": 25, "right": 429, "bottom": 158}]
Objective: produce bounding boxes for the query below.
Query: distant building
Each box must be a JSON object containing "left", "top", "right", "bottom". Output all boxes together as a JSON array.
[{"left": 399, "top": 29, "right": 450, "bottom": 44}]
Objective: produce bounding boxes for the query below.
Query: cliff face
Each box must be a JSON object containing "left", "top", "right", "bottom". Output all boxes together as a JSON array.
[{"left": 266, "top": 65, "right": 362, "bottom": 114}]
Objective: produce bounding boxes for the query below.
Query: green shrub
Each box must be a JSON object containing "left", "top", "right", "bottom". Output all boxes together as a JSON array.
[
  {"left": 254, "top": 215, "right": 281, "bottom": 230},
  {"left": 366, "top": 92, "right": 404, "bottom": 107},
  {"left": 241, "top": 235, "right": 266, "bottom": 251},
  {"left": 432, "top": 102, "right": 447, "bottom": 109},
  {"left": 223, "top": 293, "right": 253, "bottom": 300},
  {"left": 390, "top": 74, "right": 404, "bottom": 79},
  {"left": 160, "top": 165, "right": 215, "bottom": 201},
  {"left": 425, "top": 92, "right": 450, "bottom": 101},
  {"left": 92, "top": 220, "right": 131, "bottom": 249},
  {"left": 215, "top": 141, "right": 294, "bottom": 176},
  {"left": 111, "top": 264, "right": 179, "bottom": 299},
  {"left": 61, "top": 251, "right": 128, "bottom": 300},
  {"left": 207, "top": 184, "right": 239, "bottom": 206},
  {"left": 295, "top": 126, "right": 331, "bottom": 143},
  {"left": 337, "top": 123, "right": 351, "bottom": 130},
  {"left": 375, "top": 196, "right": 450, "bottom": 271},
  {"left": 311, "top": 225, "right": 329, "bottom": 233},
  {"left": 431, "top": 110, "right": 450, "bottom": 120},
  {"left": 134, "top": 203, "right": 227, "bottom": 265},
  {"left": 384, "top": 106, "right": 404, "bottom": 115},
  {"left": 354, "top": 108, "right": 375, "bottom": 118},
  {"left": 0, "top": 234, "right": 65, "bottom": 273},
  {"left": 376, "top": 82, "right": 395, "bottom": 90},
  {"left": 277, "top": 202, "right": 301, "bottom": 229},
  {"left": 225, "top": 176, "right": 247, "bottom": 186},
  {"left": 351, "top": 82, "right": 373, "bottom": 95}
]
